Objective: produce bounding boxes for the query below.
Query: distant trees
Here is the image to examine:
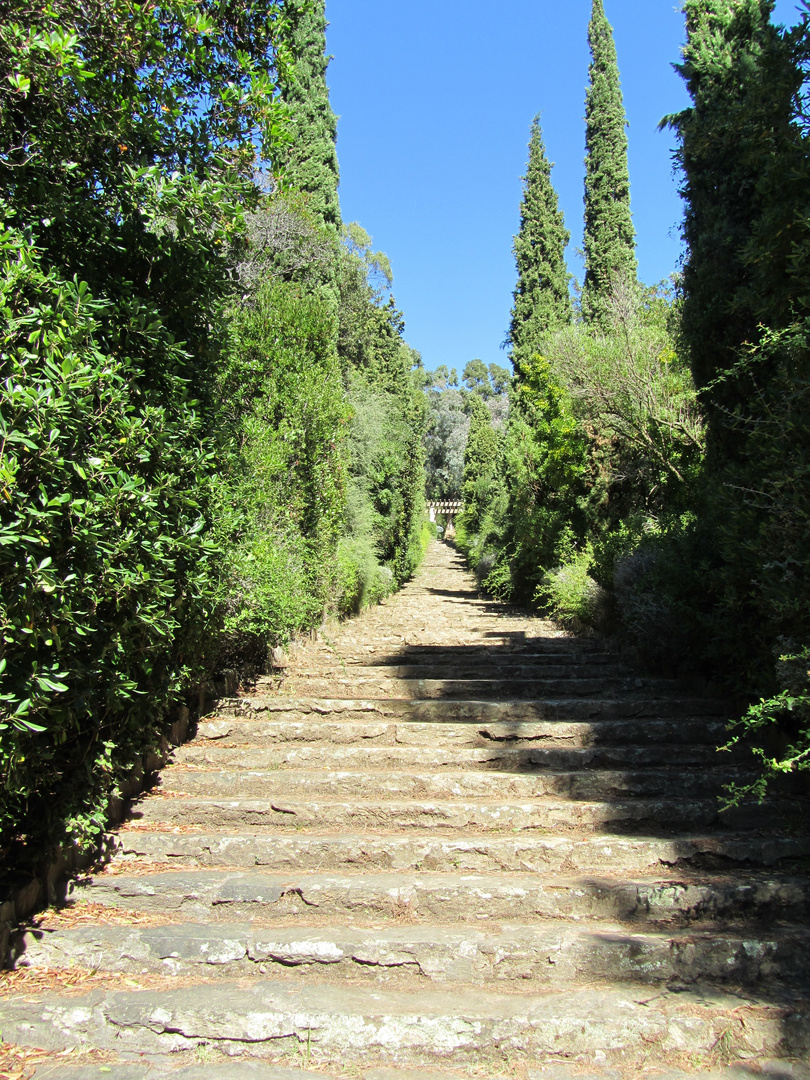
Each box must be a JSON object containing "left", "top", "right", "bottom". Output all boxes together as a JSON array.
[
  {"left": 509, "top": 117, "right": 571, "bottom": 370},
  {"left": 423, "top": 362, "right": 510, "bottom": 502},
  {"left": 581, "top": 0, "right": 637, "bottom": 327}
]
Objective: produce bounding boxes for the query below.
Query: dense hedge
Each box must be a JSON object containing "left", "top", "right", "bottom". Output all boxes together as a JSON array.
[{"left": 0, "top": 1, "right": 428, "bottom": 858}]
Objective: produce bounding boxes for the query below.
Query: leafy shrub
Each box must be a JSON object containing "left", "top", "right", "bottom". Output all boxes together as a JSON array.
[
  {"left": 0, "top": 229, "right": 220, "bottom": 852},
  {"left": 722, "top": 643, "right": 810, "bottom": 807},
  {"left": 536, "top": 549, "right": 609, "bottom": 630},
  {"left": 0, "top": 0, "right": 283, "bottom": 854},
  {"left": 212, "top": 278, "right": 348, "bottom": 652}
]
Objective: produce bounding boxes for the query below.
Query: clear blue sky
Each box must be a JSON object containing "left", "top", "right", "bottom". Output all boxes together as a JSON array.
[{"left": 326, "top": 1, "right": 803, "bottom": 374}]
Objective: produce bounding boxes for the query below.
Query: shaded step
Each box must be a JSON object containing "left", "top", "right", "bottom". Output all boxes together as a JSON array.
[
  {"left": 116, "top": 830, "right": 810, "bottom": 875},
  {"left": 196, "top": 717, "right": 727, "bottom": 750},
  {"left": 70, "top": 869, "right": 809, "bottom": 926},
  {"left": 15, "top": 920, "right": 810, "bottom": 988},
  {"left": 342, "top": 641, "right": 616, "bottom": 661},
  {"left": 157, "top": 767, "right": 745, "bottom": 802},
  {"left": 214, "top": 695, "right": 729, "bottom": 723},
  {"left": 129, "top": 793, "right": 727, "bottom": 833},
  {"left": 273, "top": 677, "right": 660, "bottom": 700},
  {"left": 3, "top": 979, "right": 807, "bottom": 1061},
  {"left": 274, "top": 661, "right": 627, "bottom": 681},
  {"left": 173, "top": 741, "right": 726, "bottom": 773}
]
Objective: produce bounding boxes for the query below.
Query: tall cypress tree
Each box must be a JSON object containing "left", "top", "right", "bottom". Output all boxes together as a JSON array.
[
  {"left": 581, "top": 0, "right": 637, "bottom": 327},
  {"left": 668, "top": 0, "right": 805, "bottom": 429},
  {"left": 509, "top": 117, "right": 571, "bottom": 373},
  {"left": 277, "top": 0, "right": 341, "bottom": 231}
]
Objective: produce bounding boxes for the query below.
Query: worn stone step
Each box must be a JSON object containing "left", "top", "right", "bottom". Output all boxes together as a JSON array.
[
  {"left": 70, "top": 869, "right": 809, "bottom": 927},
  {"left": 196, "top": 716, "right": 727, "bottom": 750},
  {"left": 15, "top": 920, "right": 810, "bottom": 988},
  {"left": 157, "top": 767, "right": 744, "bottom": 802},
  {"left": 214, "top": 695, "right": 729, "bottom": 724},
  {"left": 3, "top": 979, "right": 807, "bottom": 1062},
  {"left": 116, "top": 830, "right": 810, "bottom": 875},
  {"left": 273, "top": 677, "right": 663, "bottom": 700},
  {"left": 130, "top": 793, "right": 727, "bottom": 833},
  {"left": 37, "top": 1064, "right": 328, "bottom": 1080},
  {"left": 272, "top": 661, "right": 627, "bottom": 681},
  {"left": 172, "top": 741, "right": 725, "bottom": 772}
]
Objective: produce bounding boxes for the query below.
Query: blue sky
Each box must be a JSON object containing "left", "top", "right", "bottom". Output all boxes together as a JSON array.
[{"left": 326, "top": 1, "right": 803, "bottom": 374}]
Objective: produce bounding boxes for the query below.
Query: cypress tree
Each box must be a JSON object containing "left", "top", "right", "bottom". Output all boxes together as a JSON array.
[
  {"left": 581, "top": 0, "right": 637, "bottom": 327},
  {"left": 277, "top": 0, "right": 341, "bottom": 231},
  {"left": 508, "top": 117, "right": 571, "bottom": 373},
  {"left": 667, "top": 0, "right": 805, "bottom": 431}
]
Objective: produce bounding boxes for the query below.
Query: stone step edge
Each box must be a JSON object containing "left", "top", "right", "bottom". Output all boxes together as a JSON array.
[
  {"left": 112, "top": 829, "right": 810, "bottom": 862},
  {"left": 213, "top": 696, "right": 729, "bottom": 714},
  {"left": 19, "top": 917, "right": 810, "bottom": 944},
  {"left": 2, "top": 979, "right": 807, "bottom": 1061}
]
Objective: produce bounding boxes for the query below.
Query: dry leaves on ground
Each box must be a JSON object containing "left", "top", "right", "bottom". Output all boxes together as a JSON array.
[{"left": 0, "top": 966, "right": 186, "bottom": 999}]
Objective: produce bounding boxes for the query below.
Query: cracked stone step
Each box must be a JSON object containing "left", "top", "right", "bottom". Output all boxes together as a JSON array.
[
  {"left": 156, "top": 767, "right": 746, "bottom": 802},
  {"left": 15, "top": 920, "right": 810, "bottom": 988},
  {"left": 272, "top": 677, "right": 669, "bottom": 700},
  {"left": 129, "top": 794, "right": 729, "bottom": 833},
  {"left": 115, "top": 831, "right": 810, "bottom": 875},
  {"left": 69, "top": 869, "right": 809, "bottom": 926},
  {"left": 195, "top": 717, "right": 728, "bottom": 749},
  {"left": 3, "top": 979, "right": 808, "bottom": 1062},
  {"left": 213, "top": 696, "right": 729, "bottom": 723},
  {"left": 172, "top": 741, "right": 726, "bottom": 772}
]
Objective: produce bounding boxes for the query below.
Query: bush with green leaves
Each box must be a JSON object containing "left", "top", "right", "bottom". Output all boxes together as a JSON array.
[
  {"left": 212, "top": 277, "right": 348, "bottom": 658},
  {"left": 0, "top": 0, "right": 284, "bottom": 854},
  {"left": 536, "top": 548, "right": 609, "bottom": 630},
  {"left": 0, "top": 222, "right": 222, "bottom": 852},
  {"left": 722, "top": 644, "right": 810, "bottom": 807}
]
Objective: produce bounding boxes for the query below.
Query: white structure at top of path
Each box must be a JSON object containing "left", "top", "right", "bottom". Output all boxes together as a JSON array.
[{"left": 427, "top": 500, "right": 462, "bottom": 524}]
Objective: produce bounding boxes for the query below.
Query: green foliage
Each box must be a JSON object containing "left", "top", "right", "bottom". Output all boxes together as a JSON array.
[
  {"left": 424, "top": 383, "right": 468, "bottom": 501},
  {"left": 665, "top": 0, "right": 807, "bottom": 439},
  {"left": 581, "top": 0, "right": 637, "bottom": 327},
  {"left": 0, "top": 222, "right": 221, "bottom": 851},
  {"left": 276, "top": 0, "right": 341, "bottom": 232},
  {"left": 536, "top": 548, "right": 608, "bottom": 628},
  {"left": 509, "top": 117, "right": 571, "bottom": 369},
  {"left": 549, "top": 279, "right": 704, "bottom": 520},
  {"left": 0, "top": 0, "right": 429, "bottom": 864},
  {"left": 213, "top": 278, "right": 348, "bottom": 655},
  {"left": 0, "top": 0, "right": 285, "bottom": 853},
  {"left": 494, "top": 354, "right": 589, "bottom": 601},
  {"left": 721, "top": 645, "right": 810, "bottom": 807},
  {"left": 459, "top": 396, "right": 500, "bottom": 535}
]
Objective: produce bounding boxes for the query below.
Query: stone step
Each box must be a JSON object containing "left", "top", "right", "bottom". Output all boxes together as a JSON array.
[
  {"left": 22, "top": 1064, "right": 329, "bottom": 1080},
  {"left": 15, "top": 920, "right": 810, "bottom": 988},
  {"left": 173, "top": 741, "right": 725, "bottom": 772},
  {"left": 273, "top": 676, "right": 663, "bottom": 700},
  {"left": 116, "top": 830, "right": 810, "bottom": 875},
  {"left": 3, "top": 979, "right": 807, "bottom": 1062},
  {"left": 157, "top": 767, "right": 745, "bottom": 802},
  {"left": 272, "top": 661, "right": 627, "bottom": 680},
  {"left": 129, "top": 793, "right": 728, "bottom": 833},
  {"left": 70, "top": 869, "right": 809, "bottom": 927},
  {"left": 214, "top": 695, "right": 729, "bottom": 723},
  {"left": 196, "top": 716, "right": 727, "bottom": 749}
]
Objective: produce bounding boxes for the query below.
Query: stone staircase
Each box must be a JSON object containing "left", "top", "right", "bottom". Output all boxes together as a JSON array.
[{"left": 3, "top": 541, "right": 810, "bottom": 1079}]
